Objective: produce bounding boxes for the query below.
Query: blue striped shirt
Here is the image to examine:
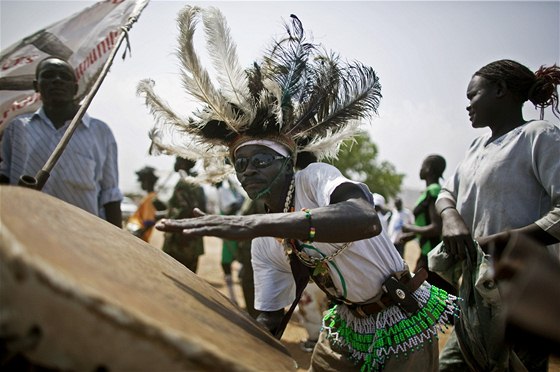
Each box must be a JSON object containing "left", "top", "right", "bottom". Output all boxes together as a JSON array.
[{"left": 0, "top": 107, "right": 122, "bottom": 217}]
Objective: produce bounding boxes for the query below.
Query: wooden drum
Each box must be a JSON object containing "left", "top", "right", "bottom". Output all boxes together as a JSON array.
[{"left": 0, "top": 186, "right": 295, "bottom": 371}]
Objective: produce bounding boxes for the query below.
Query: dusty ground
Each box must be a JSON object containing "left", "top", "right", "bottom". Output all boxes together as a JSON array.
[{"left": 150, "top": 232, "right": 559, "bottom": 371}]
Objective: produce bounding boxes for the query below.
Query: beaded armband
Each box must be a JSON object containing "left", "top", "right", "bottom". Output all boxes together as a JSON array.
[{"left": 301, "top": 208, "right": 315, "bottom": 243}]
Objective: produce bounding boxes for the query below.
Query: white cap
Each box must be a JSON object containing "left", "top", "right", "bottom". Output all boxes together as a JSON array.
[{"left": 372, "top": 193, "right": 386, "bottom": 207}]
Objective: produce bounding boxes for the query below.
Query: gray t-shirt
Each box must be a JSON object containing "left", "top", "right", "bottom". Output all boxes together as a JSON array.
[{"left": 439, "top": 120, "right": 560, "bottom": 242}]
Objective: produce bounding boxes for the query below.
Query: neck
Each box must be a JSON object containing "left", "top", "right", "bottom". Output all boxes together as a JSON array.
[
  {"left": 488, "top": 109, "right": 526, "bottom": 142},
  {"left": 266, "top": 176, "right": 294, "bottom": 213},
  {"left": 43, "top": 102, "right": 79, "bottom": 129},
  {"left": 425, "top": 176, "right": 439, "bottom": 186}
]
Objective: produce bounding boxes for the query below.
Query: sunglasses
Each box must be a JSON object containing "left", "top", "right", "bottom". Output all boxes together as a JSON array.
[{"left": 234, "top": 153, "right": 287, "bottom": 173}]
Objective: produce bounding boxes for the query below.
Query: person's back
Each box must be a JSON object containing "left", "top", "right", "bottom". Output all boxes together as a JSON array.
[{"left": 0, "top": 56, "right": 122, "bottom": 227}]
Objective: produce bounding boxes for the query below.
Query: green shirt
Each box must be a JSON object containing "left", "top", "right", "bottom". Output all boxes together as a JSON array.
[{"left": 414, "top": 183, "right": 441, "bottom": 255}]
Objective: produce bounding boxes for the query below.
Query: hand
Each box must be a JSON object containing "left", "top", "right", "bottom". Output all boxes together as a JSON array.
[
  {"left": 397, "top": 232, "right": 415, "bottom": 244},
  {"left": 402, "top": 224, "right": 412, "bottom": 233},
  {"left": 156, "top": 212, "right": 259, "bottom": 241},
  {"left": 477, "top": 231, "right": 511, "bottom": 256},
  {"left": 441, "top": 209, "right": 475, "bottom": 261},
  {"left": 192, "top": 207, "right": 206, "bottom": 217},
  {"left": 489, "top": 232, "right": 542, "bottom": 281}
]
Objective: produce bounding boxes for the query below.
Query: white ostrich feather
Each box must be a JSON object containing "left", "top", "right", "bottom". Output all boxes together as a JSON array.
[
  {"left": 137, "top": 8, "right": 383, "bottom": 185},
  {"left": 261, "top": 78, "right": 284, "bottom": 128},
  {"left": 177, "top": 6, "right": 239, "bottom": 133},
  {"left": 300, "top": 120, "right": 364, "bottom": 160},
  {"left": 202, "top": 7, "right": 254, "bottom": 121},
  {"left": 137, "top": 79, "right": 190, "bottom": 132}
]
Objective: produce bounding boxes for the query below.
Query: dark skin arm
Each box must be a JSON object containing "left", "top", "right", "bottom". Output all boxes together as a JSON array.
[
  {"left": 477, "top": 223, "right": 558, "bottom": 255},
  {"left": 104, "top": 201, "right": 122, "bottom": 228},
  {"left": 401, "top": 198, "right": 441, "bottom": 242},
  {"left": 437, "top": 196, "right": 558, "bottom": 258},
  {"left": 156, "top": 182, "right": 381, "bottom": 243},
  {"left": 435, "top": 196, "right": 476, "bottom": 260},
  {"left": 157, "top": 182, "right": 381, "bottom": 335}
]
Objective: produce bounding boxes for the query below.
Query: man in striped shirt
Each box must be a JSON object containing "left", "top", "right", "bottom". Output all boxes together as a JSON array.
[{"left": 0, "top": 56, "right": 122, "bottom": 227}]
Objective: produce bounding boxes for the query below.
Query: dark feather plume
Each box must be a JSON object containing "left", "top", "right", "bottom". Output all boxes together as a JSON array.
[{"left": 138, "top": 6, "right": 383, "bottom": 182}]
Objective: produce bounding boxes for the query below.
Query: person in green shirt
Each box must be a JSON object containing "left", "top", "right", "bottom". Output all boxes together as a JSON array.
[{"left": 401, "top": 154, "right": 457, "bottom": 295}]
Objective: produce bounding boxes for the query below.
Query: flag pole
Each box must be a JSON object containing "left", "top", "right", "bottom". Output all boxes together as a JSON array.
[{"left": 18, "top": 8, "right": 147, "bottom": 190}]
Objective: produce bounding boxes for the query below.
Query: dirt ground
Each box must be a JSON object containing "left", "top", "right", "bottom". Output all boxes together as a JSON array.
[{"left": 150, "top": 232, "right": 559, "bottom": 371}]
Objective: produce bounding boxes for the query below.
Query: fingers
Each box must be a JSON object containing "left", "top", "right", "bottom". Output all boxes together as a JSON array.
[
  {"left": 192, "top": 207, "right": 206, "bottom": 217},
  {"left": 441, "top": 216, "right": 474, "bottom": 261},
  {"left": 155, "top": 219, "right": 169, "bottom": 231},
  {"left": 155, "top": 216, "right": 235, "bottom": 239},
  {"left": 155, "top": 218, "right": 191, "bottom": 232},
  {"left": 443, "top": 234, "right": 474, "bottom": 261}
]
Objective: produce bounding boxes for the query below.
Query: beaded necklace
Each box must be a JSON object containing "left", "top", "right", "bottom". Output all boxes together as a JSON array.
[
  {"left": 280, "top": 176, "right": 352, "bottom": 273},
  {"left": 282, "top": 177, "right": 295, "bottom": 214}
]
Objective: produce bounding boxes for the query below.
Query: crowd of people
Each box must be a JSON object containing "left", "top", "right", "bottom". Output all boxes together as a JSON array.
[{"left": 0, "top": 5, "right": 558, "bottom": 372}]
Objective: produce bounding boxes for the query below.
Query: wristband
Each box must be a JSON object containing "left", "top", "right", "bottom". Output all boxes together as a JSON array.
[
  {"left": 439, "top": 206, "right": 455, "bottom": 216},
  {"left": 301, "top": 208, "right": 316, "bottom": 243}
]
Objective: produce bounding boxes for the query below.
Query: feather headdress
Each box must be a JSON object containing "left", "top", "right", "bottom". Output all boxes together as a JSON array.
[{"left": 137, "top": 6, "right": 382, "bottom": 184}]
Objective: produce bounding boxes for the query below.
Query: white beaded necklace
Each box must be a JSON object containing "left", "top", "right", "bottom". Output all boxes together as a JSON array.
[
  {"left": 280, "top": 175, "right": 352, "bottom": 273},
  {"left": 282, "top": 177, "right": 295, "bottom": 213}
]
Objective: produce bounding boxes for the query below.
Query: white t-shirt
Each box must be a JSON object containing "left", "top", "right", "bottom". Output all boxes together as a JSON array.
[
  {"left": 387, "top": 208, "right": 415, "bottom": 244},
  {"left": 253, "top": 163, "right": 404, "bottom": 311}
]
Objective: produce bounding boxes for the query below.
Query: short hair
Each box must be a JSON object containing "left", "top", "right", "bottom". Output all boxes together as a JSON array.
[
  {"left": 135, "top": 166, "right": 158, "bottom": 181},
  {"left": 35, "top": 56, "right": 76, "bottom": 81},
  {"left": 425, "top": 154, "right": 446, "bottom": 178}
]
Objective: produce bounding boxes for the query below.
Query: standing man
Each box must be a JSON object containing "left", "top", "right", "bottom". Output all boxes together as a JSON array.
[
  {"left": 162, "top": 157, "right": 206, "bottom": 272},
  {"left": 372, "top": 193, "right": 391, "bottom": 232},
  {"left": 0, "top": 56, "right": 122, "bottom": 227},
  {"left": 387, "top": 197, "right": 414, "bottom": 257}
]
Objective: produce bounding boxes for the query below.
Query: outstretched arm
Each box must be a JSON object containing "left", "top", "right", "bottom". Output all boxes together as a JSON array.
[
  {"left": 156, "top": 183, "right": 381, "bottom": 243},
  {"left": 478, "top": 222, "right": 559, "bottom": 255}
]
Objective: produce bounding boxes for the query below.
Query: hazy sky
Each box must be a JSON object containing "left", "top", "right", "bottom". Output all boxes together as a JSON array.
[{"left": 1, "top": 0, "right": 559, "bottom": 195}]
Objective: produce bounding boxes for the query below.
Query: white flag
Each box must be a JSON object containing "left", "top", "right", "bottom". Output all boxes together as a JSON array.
[{"left": 0, "top": 0, "right": 150, "bottom": 131}]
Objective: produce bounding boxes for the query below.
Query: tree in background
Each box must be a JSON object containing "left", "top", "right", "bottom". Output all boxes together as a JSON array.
[{"left": 327, "top": 135, "right": 404, "bottom": 199}]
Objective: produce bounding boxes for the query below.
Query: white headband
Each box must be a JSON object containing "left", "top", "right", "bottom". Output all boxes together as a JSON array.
[{"left": 234, "top": 139, "right": 291, "bottom": 158}]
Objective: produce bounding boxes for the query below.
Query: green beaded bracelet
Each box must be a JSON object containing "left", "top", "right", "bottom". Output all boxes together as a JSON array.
[{"left": 302, "top": 208, "right": 316, "bottom": 243}]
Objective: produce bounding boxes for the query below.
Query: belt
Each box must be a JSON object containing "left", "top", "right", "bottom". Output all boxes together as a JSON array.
[{"left": 349, "top": 267, "right": 428, "bottom": 318}]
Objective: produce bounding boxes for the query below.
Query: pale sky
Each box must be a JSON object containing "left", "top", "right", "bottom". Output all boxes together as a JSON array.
[{"left": 1, "top": 0, "right": 559, "bottom": 196}]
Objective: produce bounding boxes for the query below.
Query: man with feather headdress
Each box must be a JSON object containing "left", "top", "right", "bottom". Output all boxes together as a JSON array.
[{"left": 138, "top": 6, "right": 459, "bottom": 371}]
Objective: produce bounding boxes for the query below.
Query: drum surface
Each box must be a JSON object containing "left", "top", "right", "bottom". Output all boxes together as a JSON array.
[{"left": 0, "top": 186, "right": 296, "bottom": 371}]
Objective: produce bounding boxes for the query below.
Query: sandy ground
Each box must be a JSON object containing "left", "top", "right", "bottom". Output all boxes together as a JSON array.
[{"left": 150, "top": 231, "right": 559, "bottom": 371}]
